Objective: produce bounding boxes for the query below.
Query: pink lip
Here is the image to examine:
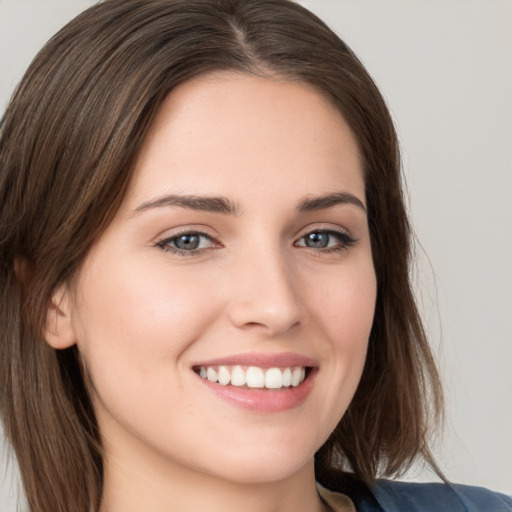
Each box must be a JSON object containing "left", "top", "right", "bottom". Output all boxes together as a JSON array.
[
  {"left": 192, "top": 351, "right": 318, "bottom": 369},
  {"left": 192, "top": 352, "right": 318, "bottom": 413}
]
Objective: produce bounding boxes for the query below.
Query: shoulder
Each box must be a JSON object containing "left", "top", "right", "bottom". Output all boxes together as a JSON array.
[{"left": 359, "top": 480, "right": 512, "bottom": 512}]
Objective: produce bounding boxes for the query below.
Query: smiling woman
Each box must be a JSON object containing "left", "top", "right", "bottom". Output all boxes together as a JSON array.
[
  {"left": 51, "top": 74, "right": 376, "bottom": 497},
  {"left": 0, "top": 1, "right": 509, "bottom": 512}
]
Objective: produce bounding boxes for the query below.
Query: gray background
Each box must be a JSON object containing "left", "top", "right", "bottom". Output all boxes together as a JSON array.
[{"left": 1, "top": 0, "right": 511, "bottom": 509}]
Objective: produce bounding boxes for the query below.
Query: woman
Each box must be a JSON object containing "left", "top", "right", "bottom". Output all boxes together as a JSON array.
[{"left": 0, "top": 1, "right": 509, "bottom": 511}]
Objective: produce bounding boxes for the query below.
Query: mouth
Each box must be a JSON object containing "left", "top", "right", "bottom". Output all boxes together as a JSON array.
[
  {"left": 193, "top": 364, "right": 310, "bottom": 390},
  {"left": 191, "top": 353, "right": 318, "bottom": 412}
]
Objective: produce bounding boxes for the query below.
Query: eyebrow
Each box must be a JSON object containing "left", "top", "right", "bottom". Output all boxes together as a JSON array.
[
  {"left": 132, "top": 191, "right": 366, "bottom": 216},
  {"left": 133, "top": 194, "right": 241, "bottom": 216},
  {"left": 297, "top": 192, "right": 366, "bottom": 213}
]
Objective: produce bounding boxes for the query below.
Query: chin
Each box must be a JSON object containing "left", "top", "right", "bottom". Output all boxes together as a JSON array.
[{"left": 191, "top": 437, "right": 317, "bottom": 485}]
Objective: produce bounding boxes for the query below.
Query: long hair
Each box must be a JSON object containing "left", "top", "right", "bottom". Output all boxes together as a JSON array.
[{"left": 0, "top": 1, "right": 443, "bottom": 510}]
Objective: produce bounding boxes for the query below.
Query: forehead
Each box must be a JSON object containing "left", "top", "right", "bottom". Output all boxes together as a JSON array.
[{"left": 125, "top": 71, "right": 364, "bottom": 210}]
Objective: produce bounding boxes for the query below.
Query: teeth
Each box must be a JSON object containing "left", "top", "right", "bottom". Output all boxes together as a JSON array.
[
  {"left": 291, "top": 367, "right": 302, "bottom": 387},
  {"left": 206, "top": 367, "right": 217, "bottom": 383},
  {"left": 231, "top": 365, "right": 246, "bottom": 386},
  {"left": 265, "top": 368, "right": 282, "bottom": 389},
  {"left": 196, "top": 365, "right": 308, "bottom": 389},
  {"left": 282, "top": 367, "right": 292, "bottom": 387},
  {"left": 246, "top": 366, "right": 265, "bottom": 388},
  {"left": 218, "top": 366, "right": 230, "bottom": 386}
]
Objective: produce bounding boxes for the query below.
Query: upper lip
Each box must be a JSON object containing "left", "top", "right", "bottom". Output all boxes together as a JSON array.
[{"left": 192, "top": 351, "right": 318, "bottom": 369}]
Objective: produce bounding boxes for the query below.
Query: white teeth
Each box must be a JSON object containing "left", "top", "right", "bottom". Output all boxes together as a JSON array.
[
  {"left": 206, "top": 367, "right": 217, "bottom": 383},
  {"left": 291, "top": 367, "right": 302, "bottom": 387},
  {"left": 231, "top": 365, "right": 246, "bottom": 386},
  {"left": 246, "top": 366, "right": 265, "bottom": 388},
  {"left": 282, "top": 367, "right": 292, "bottom": 387},
  {"left": 265, "top": 368, "right": 282, "bottom": 389},
  {"left": 197, "top": 364, "right": 308, "bottom": 389},
  {"left": 218, "top": 366, "right": 230, "bottom": 386}
]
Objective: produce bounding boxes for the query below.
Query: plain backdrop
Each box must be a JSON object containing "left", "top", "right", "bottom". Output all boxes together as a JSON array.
[{"left": 1, "top": 0, "right": 511, "bottom": 509}]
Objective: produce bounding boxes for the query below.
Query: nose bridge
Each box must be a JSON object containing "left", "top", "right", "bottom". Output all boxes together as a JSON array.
[{"left": 227, "top": 238, "right": 302, "bottom": 335}]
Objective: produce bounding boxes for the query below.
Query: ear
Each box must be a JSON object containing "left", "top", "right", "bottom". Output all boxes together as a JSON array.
[{"left": 43, "top": 284, "right": 77, "bottom": 350}]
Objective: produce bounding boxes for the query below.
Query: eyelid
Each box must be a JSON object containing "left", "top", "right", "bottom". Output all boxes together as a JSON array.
[
  {"left": 294, "top": 226, "right": 357, "bottom": 251},
  {"left": 294, "top": 223, "right": 354, "bottom": 240},
  {"left": 153, "top": 224, "right": 356, "bottom": 256},
  {"left": 154, "top": 224, "right": 220, "bottom": 244},
  {"left": 155, "top": 228, "right": 222, "bottom": 255}
]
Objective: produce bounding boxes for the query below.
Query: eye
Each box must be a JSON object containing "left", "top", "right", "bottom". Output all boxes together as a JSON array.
[
  {"left": 156, "top": 231, "right": 218, "bottom": 254},
  {"left": 295, "top": 229, "right": 355, "bottom": 252}
]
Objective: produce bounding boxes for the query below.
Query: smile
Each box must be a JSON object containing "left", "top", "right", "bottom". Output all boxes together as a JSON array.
[
  {"left": 195, "top": 365, "right": 307, "bottom": 389},
  {"left": 191, "top": 353, "right": 317, "bottom": 412}
]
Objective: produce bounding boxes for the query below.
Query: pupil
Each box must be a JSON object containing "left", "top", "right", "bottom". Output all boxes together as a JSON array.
[
  {"left": 175, "top": 234, "right": 200, "bottom": 250},
  {"left": 306, "top": 232, "right": 328, "bottom": 248}
]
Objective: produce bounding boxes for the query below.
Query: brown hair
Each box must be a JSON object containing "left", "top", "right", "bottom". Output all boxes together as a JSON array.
[{"left": 0, "top": 0, "right": 443, "bottom": 510}]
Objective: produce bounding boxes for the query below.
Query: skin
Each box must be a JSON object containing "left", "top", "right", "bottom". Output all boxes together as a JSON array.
[{"left": 46, "top": 72, "right": 377, "bottom": 512}]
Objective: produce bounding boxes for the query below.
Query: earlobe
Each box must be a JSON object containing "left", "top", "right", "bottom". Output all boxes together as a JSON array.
[
  {"left": 14, "top": 257, "right": 77, "bottom": 349},
  {"left": 43, "top": 285, "right": 77, "bottom": 350}
]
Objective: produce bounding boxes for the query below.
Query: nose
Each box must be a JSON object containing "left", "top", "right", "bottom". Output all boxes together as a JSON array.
[{"left": 226, "top": 245, "right": 302, "bottom": 336}]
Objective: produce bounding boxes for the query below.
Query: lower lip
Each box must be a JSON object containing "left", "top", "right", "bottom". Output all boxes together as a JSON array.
[{"left": 196, "top": 370, "right": 317, "bottom": 413}]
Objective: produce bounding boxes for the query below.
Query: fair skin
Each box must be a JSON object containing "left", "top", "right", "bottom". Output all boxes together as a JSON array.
[{"left": 45, "top": 72, "right": 376, "bottom": 512}]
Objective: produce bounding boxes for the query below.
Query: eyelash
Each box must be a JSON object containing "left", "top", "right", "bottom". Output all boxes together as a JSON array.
[
  {"left": 155, "top": 228, "right": 356, "bottom": 256},
  {"left": 156, "top": 229, "right": 219, "bottom": 256},
  {"left": 294, "top": 228, "right": 356, "bottom": 253}
]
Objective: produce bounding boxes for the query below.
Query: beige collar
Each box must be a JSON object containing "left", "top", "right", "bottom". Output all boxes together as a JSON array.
[{"left": 317, "top": 483, "right": 357, "bottom": 512}]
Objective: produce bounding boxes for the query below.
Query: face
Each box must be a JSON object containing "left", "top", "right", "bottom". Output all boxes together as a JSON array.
[{"left": 61, "top": 72, "right": 376, "bottom": 485}]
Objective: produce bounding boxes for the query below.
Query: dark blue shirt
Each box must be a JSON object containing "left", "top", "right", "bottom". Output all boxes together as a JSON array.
[{"left": 353, "top": 480, "right": 512, "bottom": 511}]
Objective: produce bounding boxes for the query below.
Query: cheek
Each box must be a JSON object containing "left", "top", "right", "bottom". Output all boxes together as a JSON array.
[
  {"left": 306, "top": 261, "right": 376, "bottom": 420},
  {"left": 70, "top": 256, "right": 228, "bottom": 449},
  {"left": 71, "top": 255, "right": 223, "bottom": 381},
  {"left": 311, "top": 262, "right": 376, "bottom": 348}
]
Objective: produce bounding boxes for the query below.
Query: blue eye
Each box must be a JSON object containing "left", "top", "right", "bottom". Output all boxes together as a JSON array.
[
  {"left": 173, "top": 234, "right": 201, "bottom": 250},
  {"left": 304, "top": 232, "right": 330, "bottom": 249},
  {"left": 157, "top": 231, "right": 217, "bottom": 254},
  {"left": 296, "top": 229, "right": 355, "bottom": 251}
]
